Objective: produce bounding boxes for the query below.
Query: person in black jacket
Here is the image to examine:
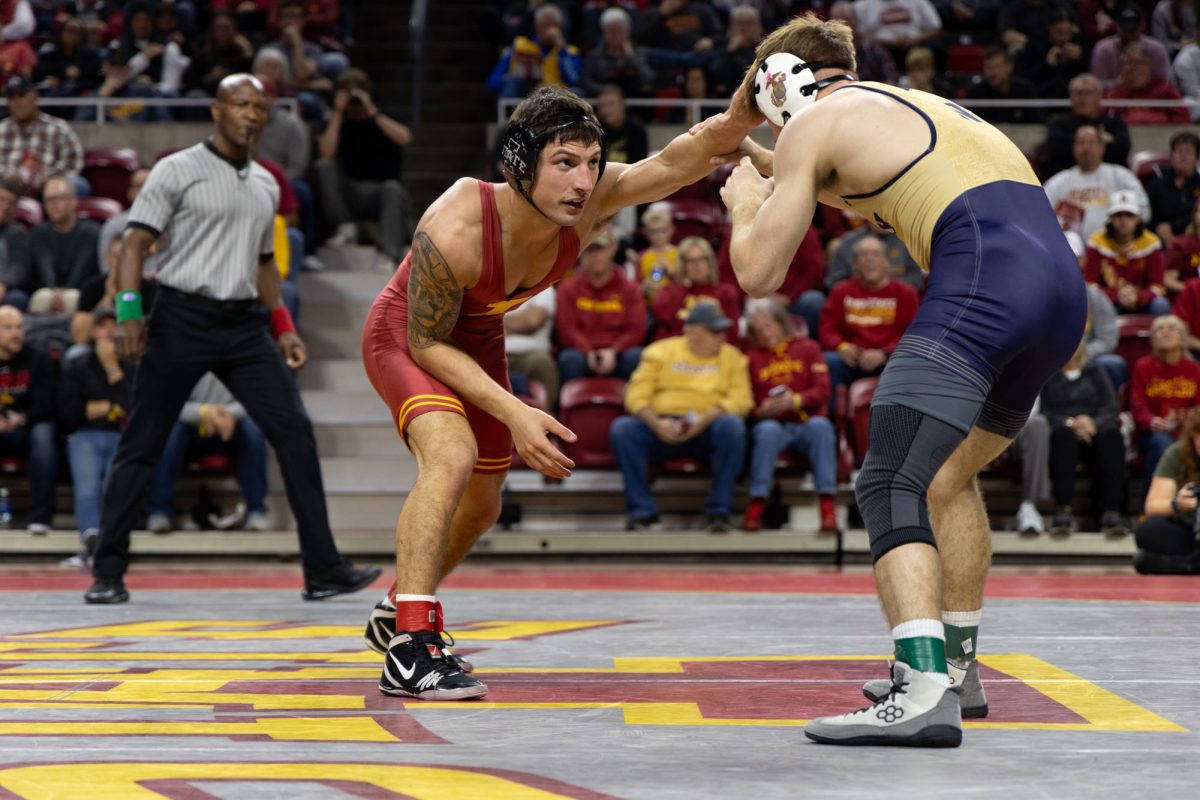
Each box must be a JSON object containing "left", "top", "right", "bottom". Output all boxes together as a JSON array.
[
  {"left": 1040, "top": 339, "right": 1127, "bottom": 534},
  {"left": 0, "top": 306, "right": 58, "bottom": 533},
  {"left": 59, "top": 306, "right": 133, "bottom": 564}
]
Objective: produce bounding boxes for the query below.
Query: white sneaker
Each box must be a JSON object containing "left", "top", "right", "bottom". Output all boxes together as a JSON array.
[
  {"left": 1016, "top": 502, "right": 1044, "bottom": 535},
  {"left": 27, "top": 522, "right": 49, "bottom": 535},
  {"left": 301, "top": 255, "right": 326, "bottom": 272},
  {"left": 805, "top": 661, "right": 962, "bottom": 747},
  {"left": 244, "top": 511, "right": 270, "bottom": 532},
  {"left": 146, "top": 513, "right": 172, "bottom": 534},
  {"left": 327, "top": 222, "right": 356, "bottom": 246}
]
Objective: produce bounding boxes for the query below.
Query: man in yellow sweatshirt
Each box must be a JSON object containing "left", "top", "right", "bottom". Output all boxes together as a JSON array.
[{"left": 610, "top": 303, "right": 754, "bottom": 532}]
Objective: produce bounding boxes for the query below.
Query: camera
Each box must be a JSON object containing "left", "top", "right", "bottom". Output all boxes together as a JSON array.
[{"left": 768, "top": 385, "right": 788, "bottom": 397}]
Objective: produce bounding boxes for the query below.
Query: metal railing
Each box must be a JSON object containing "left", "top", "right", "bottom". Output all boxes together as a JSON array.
[
  {"left": 410, "top": 0, "right": 429, "bottom": 127},
  {"left": 0, "top": 96, "right": 301, "bottom": 125}
]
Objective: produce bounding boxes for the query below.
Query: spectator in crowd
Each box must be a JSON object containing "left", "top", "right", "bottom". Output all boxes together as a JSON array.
[
  {"left": 740, "top": 298, "right": 837, "bottom": 534},
  {"left": 1130, "top": 313, "right": 1200, "bottom": 497},
  {"left": 268, "top": 0, "right": 338, "bottom": 40},
  {"left": 1010, "top": 409, "right": 1053, "bottom": 535},
  {"left": 210, "top": 0, "right": 270, "bottom": 38},
  {"left": 87, "top": 41, "right": 167, "bottom": 122},
  {"left": 717, "top": 222, "right": 827, "bottom": 336},
  {"left": 487, "top": 3, "right": 581, "bottom": 98},
  {"left": 145, "top": 372, "right": 270, "bottom": 533},
  {"left": 1091, "top": 4, "right": 1172, "bottom": 86},
  {"left": 1044, "top": 124, "right": 1147, "bottom": 239},
  {"left": 154, "top": 2, "right": 189, "bottom": 47},
  {"left": 69, "top": 238, "right": 157, "bottom": 352},
  {"left": 1171, "top": 272, "right": 1200, "bottom": 354},
  {"left": 662, "top": 64, "right": 716, "bottom": 125},
  {"left": 254, "top": 155, "right": 302, "bottom": 321},
  {"left": 1103, "top": 40, "right": 1189, "bottom": 123},
  {"left": 1151, "top": 0, "right": 1196, "bottom": 58},
  {"left": 29, "top": 175, "right": 99, "bottom": 314},
  {"left": 1147, "top": 131, "right": 1200, "bottom": 245},
  {"left": 182, "top": 9, "right": 255, "bottom": 98},
  {"left": 1084, "top": 189, "right": 1169, "bottom": 315},
  {"left": 256, "top": 74, "right": 318, "bottom": 270},
  {"left": 651, "top": 236, "right": 739, "bottom": 341},
  {"left": 1043, "top": 73, "right": 1132, "bottom": 176},
  {"left": 58, "top": 306, "right": 132, "bottom": 564},
  {"left": 1040, "top": 338, "right": 1128, "bottom": 535},
  {"left": 610, "top": 303, "right": 752, "bottom": 532},
  {"left": 110, "top": 1, "right": 191, "bottom": 116},
  {"left": 1172, "top": 35, "right": 1200, "bottom": 119},
  {"left": 315, "top": 68, "right": 412, "bottom": 271},
  {"left": 898, "top": 46, "right": 953, "bottom": 97},
  {"left": 33, "top": 16, "right": 103, "bottom": 101},
  {"left": 1062, "top": 230, "right": 1127, "bottom": 390},
  {"left": 1136, "top": 406, "right": 1200, "bottom": 573},
  {"left": 1167, "top": 202, "right": 1200, "bottom": 295},
  {"left": 966, "top": 46, "right": 1042, "bottom": 123},
  {"left": 706, "top": 4, "right": 760, "bottom": 98},
  {"left": 265, "top": 0, "right": 350, "bottom": 111},
  {"left": 634, "top": 203, "right": 676, "bottom": 299},
  {"left": 555, "top": 227, "right": 646, "bottom": 385},
  {"left": 594, "top": 84, "right": 647, "bottom": 167},
  {"left": 1015, "top": 7, "right": 1087, "bottom": 98},
  {"left": 581, "top": 6, "right": 653, "bottom": 98},
  {"left": 0, "top": 0, "right": 36, "bottom": 80},
  {"left": 0, "top": 176, "right": 31, "bottom": 310},
  {"left": 854, "top": 0, "right": 942, "bottom": 61},
  {"left": 504, "top": 286, "right": 559, "bottom": 412},
  {"left": 1078, "top": 0, "right": 1121, "bottom": 45},
  {"left": 824, "top": 214, "right": 924, "bottom": 292},
  {"left": 819, "top": 234, "right": 920, "bottom": 391},
  {"left": 0, "top": 306, "right": 57, "bottom": 533},
  {"left": 0, "top": 75, "right": 84, "bottom": 195},
  {"left": 828, "top": 1, "right": 900, "bottom": 85},
  {"left": 96, "top": 168, "right": 148, "bottom": 270},
  {"left": 634, "top": 0, "right": 723, "bottom": 70},
  {"left": 1000, "top": 0, "right": 1074, "bottom": 55}
]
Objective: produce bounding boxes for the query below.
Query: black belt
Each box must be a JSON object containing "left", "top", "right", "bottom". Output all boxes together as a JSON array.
[{"left": 159, "top": 285, "right": 259, "bottom": 313}]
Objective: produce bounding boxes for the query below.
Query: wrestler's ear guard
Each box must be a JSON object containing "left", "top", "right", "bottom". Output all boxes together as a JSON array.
[
  {"left": 499, "top": 118, "right": 608, "bottom": 205},
  {"left": 753, "top": 53, "right": 855, "bottom": 126}
]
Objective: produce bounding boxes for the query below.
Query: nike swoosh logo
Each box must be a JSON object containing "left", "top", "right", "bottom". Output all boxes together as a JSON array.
[{"left": 390, "top": 652, "right": 416, "bottom": 681}]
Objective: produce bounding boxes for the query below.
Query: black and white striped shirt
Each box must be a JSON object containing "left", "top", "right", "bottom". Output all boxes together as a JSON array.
[{"left": 128, "top": 142, "right": 279, "bottom": 301}]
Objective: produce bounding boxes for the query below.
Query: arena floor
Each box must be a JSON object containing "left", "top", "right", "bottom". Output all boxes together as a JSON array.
[{"left": 0, "top": 561, "right": 1197, "bottom": 799}]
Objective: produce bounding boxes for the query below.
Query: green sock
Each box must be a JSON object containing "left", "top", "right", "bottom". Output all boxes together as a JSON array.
[
  {"left": 943, "top": 622, "right": 978, "bottom": 664},
  {"left": 894, "top": 636, "right": 948, "bottom": 674}
]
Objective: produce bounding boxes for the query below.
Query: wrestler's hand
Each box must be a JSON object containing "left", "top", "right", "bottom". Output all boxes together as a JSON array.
[
  {"left": 510, "top": 404, "right": 577, "bottom": 479},
  {"left": 278, "top": 331, "right": 307, "bottom": 369},
  {"left": 115, "top": 318, "right": 146, "bottom": 362},
  {"left": 720, "top": 156, "right": 774, "bottom": 212},
  {"left": 688, "top": 83, "right": 764, "bottom": 156},
  {"left": 707, "top": 136, "right": 774, "bottom": 176}
]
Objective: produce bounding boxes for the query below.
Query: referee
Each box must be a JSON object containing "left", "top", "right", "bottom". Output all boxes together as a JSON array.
[{"left": 84, "top": 74, "right": 380, "bottom": 604}]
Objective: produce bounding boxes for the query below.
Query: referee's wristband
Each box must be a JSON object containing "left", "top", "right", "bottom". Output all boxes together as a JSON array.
[
  {"left": 270, "top": 306, "right": 296, "bottom": 338},
  {"left": 115, "top": 290, "right": 143, "bottom": 323}
]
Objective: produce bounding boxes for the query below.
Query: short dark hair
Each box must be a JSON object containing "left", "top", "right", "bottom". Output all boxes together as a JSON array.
[
  {"left": 276, "top": 0, "right": 304, "bottom": 12},
  {"left": 0, "top": 176, "right": 21, "bottom": 197},
  {"left": 983, "top": 45, "right": 1010, "bottom": 63},
  {"left": 336, "top": 67, "right": 372, "bottom": 93},
  {"left": 507, "top": 85, "right": 604, "bottom": 151},
  {"left": 1171, "top": 131, "right": 1200, "bottom": 154}
]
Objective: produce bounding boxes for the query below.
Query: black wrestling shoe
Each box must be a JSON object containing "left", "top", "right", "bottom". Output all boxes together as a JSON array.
[
  {"left": 84, "top": 577, "right": 129, "bottom": 604},
  {"left": 364, "top": 599, "right": 474, "bottom": 672},
  {"left": 301, "top": 562, "right": 382, "bottom": 601},
  {"left": 379, "top": 629, "right": 488, "bottom": 700}
]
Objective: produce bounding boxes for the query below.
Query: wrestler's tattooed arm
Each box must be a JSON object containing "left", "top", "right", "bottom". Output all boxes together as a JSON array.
[{"left": 407, "top": 232, "right": 463, "bottom": 350}]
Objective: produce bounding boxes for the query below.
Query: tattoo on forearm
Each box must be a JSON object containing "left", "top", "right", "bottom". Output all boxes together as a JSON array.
[{"left": 407, "top": 232, "right": 462, "bottom": 350}]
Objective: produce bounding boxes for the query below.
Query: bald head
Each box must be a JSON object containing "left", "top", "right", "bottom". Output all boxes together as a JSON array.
[
  {"left": 217, "top": 73, "right": 265, "bottom": 103},
  {"left": 0, "top": 306, "right": 24, "bottom": 358},
  {"left": 211, "top": 73, "right": 270, "bottom": 157}
]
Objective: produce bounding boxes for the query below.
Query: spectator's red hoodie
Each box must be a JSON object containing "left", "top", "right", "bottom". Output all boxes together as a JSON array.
[
  {"left": 554, "top": 267, "right": 646, "bottom": 352},
  {"left": 744, "top": 337, "right": 830, "bottom": 422},
  {"left": 1130, "top": 353, "right": 1200, "bottom": 430},
  {"left": 819, "top": 277, "right": 919, "bottom": 353}
]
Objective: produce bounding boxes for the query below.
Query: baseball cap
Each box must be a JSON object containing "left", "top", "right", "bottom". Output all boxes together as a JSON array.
[
  {"left": 684, "top": 302, "right": 732, "bottom": 332},
  {"left": 1117, "top": 5, "right": 1142, "bottom": 31},
  {"left": 4, "top": 76, "right": 33, "bottom": 97},
  {"left": 584, "top": 228, "right": 613, "bottom": 249},
  {"left": 1108, "top": 189, "right": 1141, "bottom": 217}
]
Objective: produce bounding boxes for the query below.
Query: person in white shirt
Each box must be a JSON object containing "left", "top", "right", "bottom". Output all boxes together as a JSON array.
[
  {"left": 503, "top": 286, "right": 559, "bottom": 413},
  {"left": 1043, "top": 124, "right": 1148, "bottom": 239}
]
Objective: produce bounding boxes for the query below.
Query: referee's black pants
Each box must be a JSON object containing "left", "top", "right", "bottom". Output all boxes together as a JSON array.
[{"left": 92, "top": 289, "right": 345, "bottom": 580}]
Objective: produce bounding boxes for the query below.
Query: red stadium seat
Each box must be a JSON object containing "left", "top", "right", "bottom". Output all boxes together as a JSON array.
[
  {"left": 848, "top": 376, "right": 880, "bottom": 467},
  {"left": 75, "top": 196, "right": 124, "bottom": 224},
  {"left": 1115, "top": 314, "right": 1156, "bottom": 369},
  {"left": 664, "top": 198, "right": 721, "bottom": 244},
  {"left": 185, "top": 454, "right": 233, "bottom": 475},
  {"left": 1129, "top": 150, "right": 1170, "bottom": 190},
  {"left": 82, "top": 147, "right": 139, "bottom": 206},
  {"left": 558, "top": 377, "right": 627, "bottom": 469},
  {"left": 12, "top": 196, "right": 42, "bottom": 229},
  {"left": 510, "top": 380, "right": 551, "bottom": 471}
]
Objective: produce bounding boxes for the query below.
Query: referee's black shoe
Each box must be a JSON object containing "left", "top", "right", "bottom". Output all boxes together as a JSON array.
[
  {"left": 302, "top": 562, "right": 382, "bottom": 601},
  {"left": 84, "top": 578, "right": 129, "bottom": 604}
]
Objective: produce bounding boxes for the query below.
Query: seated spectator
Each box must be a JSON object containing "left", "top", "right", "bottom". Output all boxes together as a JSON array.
[
  {"left": 1044, "top": 124, "right": 1148, "bottom": 239},
  {"left": 211, "top": 0, "right": 270, "bottom": 38},
  {"left": 154, "top": 2, "right": 188, "bottom": 47},
  {"left": 504, "top": 286, "right": 559, "bottom": 412},
  {"left": 1085, "top": 189, "right": 1168, "bottom": 315},
  {"left": 182, "top": 10, "right": 255, "bottom": 98},
  {"left": 1151, "top": 0, "right": 1195, "bottom": 58},
  {"left": 1064, "top": 230, "right": 1127, "bottom": 390},
  {"left": 1010, "top": 409, "right": 1053, "bottom": 535},
  {"left": 0, "top": 0, "right": 36, "bottom": 80},
  {"left": 255, "top": 74, "right": 318, "bottom": 270},
  {"left": 265, "top": 0, "right": 350, "bottom": 114},
  {"left": 254, "top": 156, "right": 302, "bottom": 321},
  {"left": 966, "top": 47, "right": 1042, "bottom": 124},
  {"left": 1168, "top": 204, "right": 1200, "bottom": 299},
  {"left": 663, "top": 65, "right": 716, "bottom": 125},
  {"left": 1014, "top": 8, "right": 1086, "bottom": 98},
  {"left": 633, "top": 0, "right": 723, "bottom": 71},
  {"left": 740, "top": 298, "right": 837, "bottom": 534},
  {"left": 1147, "top": 131, "right": 1200, "bottom": 247},
  {"left": 828, "top": 1, "right": 899, "bottom": 85},
  {"left": 33, "top": 16, "right": 103, "bottom": 101},
  {"left": 107, "top": 2, "right": 191, "bottom": 118},
  {"left": 1171, "top": 274, "right": 1200, "bottom": 354},
  {"left": 1000, "top": 0, "right": 1074, "bottom": 56},
  {"left": 652, "top": 236, "right": 739, "bottom": 341},
  {"left": 0, "top": 76, "right": 84, "bottom": 196},
  {"left": 1172, "top": 36, "right": 1200, "bottom": 120},
  {"left": 1135, "top": 406, "right": 1200, "bottom": 573},
  {"left": 595, "top": 84, "right": 647, "bottom": 167},
  {"left": 1103, "top": 40, "right": 1189, "bottom": 123},
  {"left": 555, "top": 228, "right": 646, "bottom": 385},
  {"left": 1130, "top": 314, "right": 1200, "bottom": 499},
  {"left": 717, "top": 223, "right": 827, "bottom": 336},
  {"left": 69, "top": 238, "right": 158, "bottom": 352},
  {"left": 487, "top": 3, "right": 581, "bottom": 98},
  {"left": 706, "top": 5, "right": 760, "bottom": 98},
  {"left": 824, "top": 215, "right": 924, "bottom": 293},
  {"left": 610, "top": 303, "right": 752, "bottom": 532},
  {"left": 1043, "top": 73, "right": 1132, "bottom": 176},
  {"left": 819, "top": 234, "right": 920, "bottom": 391},
  {"left": 268, "top": 0, "right": 338, "bottom": 40},
  {"left": 0, "top": 176, "right": 31, "bottom": 310},
  {"left": 0, "top": 306, "right": 57, "bottom": 533},
  {"left": 1078, "top": 0, "right": 1121, "bottom": 46},
  {"left": 898, "top": 46, "right": 953, "bottom": 97},
  {"left": 1041, "top": 339, "right": 1128, "bottom": 535},
  {"left": 314, "top": 68, "right": 412, "bottom": 270},
  {"left": 581, "top": 7, "right": 653, "bottom": 99},
  {"left": 146, "top": 372, "right": 270, "bottom": 533},
  {"left": 58, "top": 306, "right": 132, "bottom": 563},
  {"left": 855, "top": 0, "right": 942, "bottom": 61},
  {"left": 634, "top": 203, "right": 677, "bottom": 299},
  {"left": 28, "top": 175, "right": 99, "bottom": 315},
  {"left": 1091, "top": 4, "right": 1172, "bottom": 86}
]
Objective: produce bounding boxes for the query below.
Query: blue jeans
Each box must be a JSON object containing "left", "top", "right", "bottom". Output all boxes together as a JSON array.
[
  {"left": 292, "top": 179, "right": 317, "bottom": 255},
  {"left": 147, "top": 418, "right": 269, "bottom": 517},
  {"left": 609, "top": 413, "right": 746, "bottom": 519},
  {"left": 557, "top": 347, "right": 643, "bottom": 385},
  {"left": 747, "top": 416, "right": 837, "bottom": 498},
  {"left": 0, "top": 420, "right": 58, "bottom": 524},
  {"left": 67, "top": 428, "right": 121, "bottom": 534},
  {"left": 1094, "top": 353, "right": 1128, "bottom": 393},
  {"left": 788, "top": 290, "right": 825, "bottom": 340}
]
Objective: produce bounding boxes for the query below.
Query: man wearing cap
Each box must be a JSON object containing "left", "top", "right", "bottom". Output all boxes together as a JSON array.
[
  {"left": 0, "top": 75, "right": 84, "bottom": 196},
  {"left": 1084, "top": 189, "right": 1169, "bottom": 315},
  {"left": 1091, "top": 4, "right": 1171, "bottom": 87},
  {"left": 609, "top": 302, "right": 753, "bottom": 532}
]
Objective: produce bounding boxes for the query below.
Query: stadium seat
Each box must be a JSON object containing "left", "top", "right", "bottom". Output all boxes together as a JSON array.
[
  {"left": 82, "top": 147, "right": 139, "bottom": 206},
  {"left": 510, "top": 380, "right": 550, "bottom": 471},
  {"left": 848, "top": 376, "right": 880, "bottom": 467},
  {"left": 946, "top": 43, "right": 985, "bottom": 75},
  {"left": 1129, "top": 150, "right": 1170, "bottom": 190},
  {"left": 1115, "top": 314, "right": 1156, "bottom": 368},
  {"left": 12, "top": 196, "right": 42, "bottom": 229},
  {"left": 186, "top": 454, "right": 234, "bottom": 476},
  {"left": 558, "top": 377, "right": 627, "bottom": 469},
  {"left": 664, "top": 198, "right": 722, "bottom": 243},
  {"left": 75, "top": 196, "right": 124, "bottom": 224}
]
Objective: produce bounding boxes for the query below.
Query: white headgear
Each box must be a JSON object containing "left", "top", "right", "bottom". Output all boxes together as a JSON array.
[{"left": 753, "top": 52, "right": 853, "bottom": 126}]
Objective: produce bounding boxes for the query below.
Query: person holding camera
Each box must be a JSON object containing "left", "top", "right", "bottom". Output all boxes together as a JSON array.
[{"left": 1135, "top": 407, "right": 1200, "bottom": 573}]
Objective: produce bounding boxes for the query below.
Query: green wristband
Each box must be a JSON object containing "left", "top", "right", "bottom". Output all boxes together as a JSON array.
[{"left": 115, "top": 290, "right": 143, "bottom": 323}]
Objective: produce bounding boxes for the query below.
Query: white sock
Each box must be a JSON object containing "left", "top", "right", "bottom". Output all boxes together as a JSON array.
[
  {"left": 891, "top": 619, "right": 951, "bottom": 687},
  {"left": 393, "top": 593, "right": 436, "bottom": 604}
]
